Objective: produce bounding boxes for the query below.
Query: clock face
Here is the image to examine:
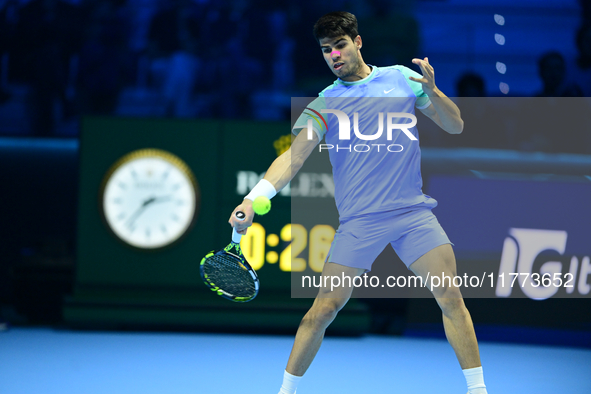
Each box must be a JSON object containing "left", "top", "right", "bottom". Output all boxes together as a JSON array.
[{"left": 100, "top": 149, "right": 199, "bottom": 249}]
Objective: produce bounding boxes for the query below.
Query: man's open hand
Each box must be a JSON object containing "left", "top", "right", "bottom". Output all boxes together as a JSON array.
[{"left": 410, "top": 57, "right": 437, "bottom": 95}]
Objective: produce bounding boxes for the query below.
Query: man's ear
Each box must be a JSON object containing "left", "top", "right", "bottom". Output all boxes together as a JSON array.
[{"left": 355, "top": 35, "right": 362, "bottom": 50}]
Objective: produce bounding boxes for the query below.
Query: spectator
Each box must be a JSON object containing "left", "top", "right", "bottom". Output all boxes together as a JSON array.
[
  {"left": 11, "top": 0, "right": 84, "bottom": 136},
  {"left": 0, "top": 0, "right": 17, "bottom": 105},
  {"left": 572, "top": 23, "right": 591, "bottom": 96},
  {"left": 147, "top": 0, "right": 202, "bottom": 117},
  {"left": 450, "top": 72, "right": 511, "bottom": 150},
  {"left": 535, "top": 51, "right": 582, "bottom": 97},
  {"left": 355, "top": 0, "right": 420, "bottom": 69},
  {"left": 457, "top": 72, "right": 486, "bottom": 98},
  {"left": 199, "top": 0, "right": 264, "bottom": 118},
  {"left": 514, "top": 51, "right": 591, "bottom": 154},
  {"left": 78, "top": 0, "right": 134, "bottom": 116}
]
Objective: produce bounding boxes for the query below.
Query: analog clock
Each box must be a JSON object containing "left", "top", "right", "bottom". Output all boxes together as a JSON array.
[{"left": 100, "top": 148, "right": 199, "bottom": 249}]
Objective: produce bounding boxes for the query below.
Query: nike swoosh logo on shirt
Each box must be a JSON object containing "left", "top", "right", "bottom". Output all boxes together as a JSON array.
[{"left": 384, "top": 88, "right": 396, "bottom": 94}]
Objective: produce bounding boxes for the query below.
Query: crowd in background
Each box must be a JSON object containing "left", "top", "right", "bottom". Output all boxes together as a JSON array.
[{"left": 0, "top": 0, "right": 590, "bottom": 154}]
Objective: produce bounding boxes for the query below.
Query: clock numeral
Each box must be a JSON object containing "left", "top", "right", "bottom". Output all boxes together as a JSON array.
[
  {"left": 112, "top": 198, "right": 123, "bottom": 204},
  {"left": 171, "top": 213, "right": 180, "bottom": 222},
  {"left": 131, "top": 169, "right": 138, "bottom": 179},
  {"left": 118, "top": 182, "right": 127, "bottom": 190},
  {"left": 161, "top": 224, "right": 167, "bottom": 233},
  {"left": 170, "top": 183, "right": 181, "bottom": 191},
  {"left": 129, "top": 225, "right": 136, "bottom": 233},
  {"left": 145, "top": 228, "right": 151, "bottom": 238},
  {"left": 162, "top": 171, "right": 170, "bottom": 180},
  {"left": 117, "top": 212, "right": 126, "bottom": 221},
  {"left": 176, "top": 200, "right": 185, "bottom": 206}
]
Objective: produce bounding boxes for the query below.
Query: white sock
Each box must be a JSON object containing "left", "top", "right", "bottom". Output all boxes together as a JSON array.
[
  {"left": 463, "top": 366, "right": 487, "bottom": 394},
  {"left": 278, "top": 370, "right": 302, "bottom": 394}
]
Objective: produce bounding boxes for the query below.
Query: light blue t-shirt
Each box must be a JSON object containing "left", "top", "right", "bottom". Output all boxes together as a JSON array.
[{"left": 293, "top": 65, "right": 437, "bottom": 220}]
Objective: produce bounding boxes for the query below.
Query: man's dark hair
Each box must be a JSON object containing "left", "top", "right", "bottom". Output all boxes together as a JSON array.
[{"left": 313, "top": 11, "right": 359, "bottom": 43}]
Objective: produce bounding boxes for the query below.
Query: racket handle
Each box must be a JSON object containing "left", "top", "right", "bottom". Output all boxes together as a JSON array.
[{"left": 232, "top": 211, "right": 246, "bottom": 243}]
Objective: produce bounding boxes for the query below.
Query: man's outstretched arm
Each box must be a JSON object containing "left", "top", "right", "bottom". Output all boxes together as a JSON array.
[{"left": 229, "top": 129, "right": 319, "bottom": 233}]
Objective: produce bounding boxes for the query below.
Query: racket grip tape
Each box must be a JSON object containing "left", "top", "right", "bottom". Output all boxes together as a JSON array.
[{"left": 231, "top": 211, "right": 246, "bottom": 243}]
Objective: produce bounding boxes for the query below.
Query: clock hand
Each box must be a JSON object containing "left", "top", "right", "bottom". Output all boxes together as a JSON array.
[
  {"left": 142, "top": 196, "right": 156, "bottom": 206},
  {"left": 125, "top": 195, "right": 172, "bottom": 229},
  {"left": 126, "top": 206, "right": 146, "bottom": 229},
  {"left": 150, "top": 195, "right": 172, "bottom": 203},
  {"left": 126, "top": 196, "right": 156, "bottom": 229}
]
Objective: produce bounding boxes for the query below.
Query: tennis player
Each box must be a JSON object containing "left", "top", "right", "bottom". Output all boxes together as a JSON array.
[{"left": 230, "top": 11, "right": 488, "bottom": 394}]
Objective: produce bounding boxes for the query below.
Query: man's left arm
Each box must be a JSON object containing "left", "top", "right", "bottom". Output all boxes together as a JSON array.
[{"left": 409, "top": 57, "right": 464, "bottom": 134}]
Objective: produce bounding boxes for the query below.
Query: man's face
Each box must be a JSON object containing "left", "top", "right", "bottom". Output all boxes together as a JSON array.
[{"left": 319, "top": 35, "right": 362, "bottom": 80}]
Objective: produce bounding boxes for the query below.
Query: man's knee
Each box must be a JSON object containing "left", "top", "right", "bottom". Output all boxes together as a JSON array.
[
  {"left": 437, "top": 296, "right": 468, "bottom": 318},
  {"left": 436, "top": 288, "right": 466, "bottom": 317},
  {"left": 305, "top": 298, "right": 346, "bottom": 326}
]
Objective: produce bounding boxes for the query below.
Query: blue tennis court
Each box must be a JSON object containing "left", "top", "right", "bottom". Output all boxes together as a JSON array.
[{"left": 1, "top": 328, "right": 589, "bottom": 394}]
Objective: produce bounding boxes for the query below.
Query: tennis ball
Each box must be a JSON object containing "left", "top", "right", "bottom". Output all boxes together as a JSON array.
[{"left": 252, "top": 196, "right": 271, "bottom": 215}]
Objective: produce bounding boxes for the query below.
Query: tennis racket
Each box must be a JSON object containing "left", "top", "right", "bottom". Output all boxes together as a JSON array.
[{"left": 199, "top": 211, "right": 260, "bottom": 302}]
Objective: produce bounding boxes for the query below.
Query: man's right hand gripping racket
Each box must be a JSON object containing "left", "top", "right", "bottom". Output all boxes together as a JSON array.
[{"left": 199, "top": 211, "right": 259, "bottom": 302}]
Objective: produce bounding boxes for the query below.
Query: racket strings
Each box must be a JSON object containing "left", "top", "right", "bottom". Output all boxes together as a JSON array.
[{"left": 203, "top": 254, "right": 256, "bottom": 297}]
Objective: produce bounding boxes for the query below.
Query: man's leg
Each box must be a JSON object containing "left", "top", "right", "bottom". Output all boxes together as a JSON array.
[
  {"left": 409, "top": 244, "right": 487, "bottom": 393},
  {"left": 279, "top": 262, "right": 364, "bottom": 393}
]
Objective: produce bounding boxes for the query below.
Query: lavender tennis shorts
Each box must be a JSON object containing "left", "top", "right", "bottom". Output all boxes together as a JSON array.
[{"left": 325, "top": 208, "right": 452, "bottom": 271}]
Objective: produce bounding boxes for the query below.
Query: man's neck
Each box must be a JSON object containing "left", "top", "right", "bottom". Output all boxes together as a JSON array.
[{"left": 342, "top": 63, "right": 372, "bottom": 82}]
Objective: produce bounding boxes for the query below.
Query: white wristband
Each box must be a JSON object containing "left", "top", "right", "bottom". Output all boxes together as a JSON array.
[{"left": 245, "top": 179, "right": 277, "bottom": 201}]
